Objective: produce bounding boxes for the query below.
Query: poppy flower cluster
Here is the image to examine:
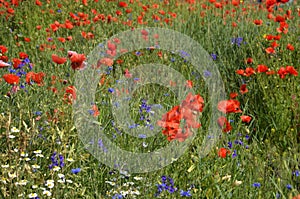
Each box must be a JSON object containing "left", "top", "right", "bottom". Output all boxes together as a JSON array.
[
  {"left": 157, "top": 93, "right": 204, "bottom": 142},
  {"left": 236, "top": 64, "right": 298, "bottom": 79}
]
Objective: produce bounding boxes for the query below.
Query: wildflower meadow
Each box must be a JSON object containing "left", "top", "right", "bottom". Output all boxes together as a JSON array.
[{"left": 0, "top": 0, "right": 299, "bottom": 198}]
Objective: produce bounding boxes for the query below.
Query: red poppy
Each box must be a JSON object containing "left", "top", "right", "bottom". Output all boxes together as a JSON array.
[
  {"left": 186, "top": 80, "right": 193, "bottom": 88},
  {"left": 265, "top": 34, "right": 274, "bottom": 41},
  {"left": 265, "top": 47, "right": 275, "bottom": 54},
  {"left": 275, "top": 15, "right": 285, "bottom": 22},
  {"left": 12, "top": 58, "right": 21, "bottom": 69},
  {"left": 286, "top": 66, "right": 298, "bottom": 76},
  {"left": 256, "top": 64, "right": 269, "bottom": 73},
  {"left": 91, "top": 104, "right": 99, "bottom": 117},
  {"left": 52, "top": 54, "right": 67, "bottom": 64},
  {"left": 64, "top": 86, "right": 76, "bottom": 104},
  {"left": 218, "top": 99, "right": 242, "bottom": 114},
  {"left": 124, "top": 68, "right": 132, "bottom": 78},
  {"left": 3, "top": 74, "right": 20, "bottom": 85},
  {"left": 97, "top": 57, "right": 114, "bottom": 67},
  {"left": 245, "top": 67, "right": 255, "bottom": 76},
  {"left": 271, "top": 42, "right": 279, "bottom": 49},
  {"left": 217, "top": 116, "right": 232, "bottom": 133},
  {"left": 241, "top": 115, "right": 252, "bottom": 123},
  {"left": 68, "top": 51, "right": 86, "bottom": 70},
  {"left": 277, "top": 67, "right": 288, "bottom": 79},
  {"left": 240, "top": 84, "right": 248, "bottom": 94},
  {"left": 119, "top": 1, "right": 128, "bottom": 8},
  {"left": 0, "top": 45, "right": 8, "bottom": 54},
  {"left": 230, "top": 92, "right": 238, "bottom": 99},
  {"left": 158, "top": 93, "right": 204, "bottom": 142},
  {"left": 26, "top": 72, "right": 45, "bottom": 86},
  {"left": 287, "top": 44, "right": 294, "bottom": 51},
  {"left": 253, "top": 19, "right": 263, "bottom": 25},
  {"left": 246, "top": 57, "right": 253, "bottom": 64},
  {"left": 24, "top": 37, "right": 31, "bottom": 42},
  {"left": 19, "top": 52, "right": 28, "bottom": 59},
  {"left": 36, "top": 0, "right": 42, "bottom": 6},
  {"left": 236, "top": 69, "right": 245, "bottom": 76},
  {"left": 218, "top": 148, "right": 230, "bottom": 158}
]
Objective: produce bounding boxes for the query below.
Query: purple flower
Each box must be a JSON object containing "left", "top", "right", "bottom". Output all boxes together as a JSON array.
[
  {"left": 211, "top": 53, "right": 217, "bottom": 60},
  {"left": 232, "top": 150, "right": 237, "bottom": 158},
  {"left": 71, "top": 168, "right": 81, "bottom": 174},
  {"left": 180, "top": 190, "right": 192, "bottom": 197},
  {"left": 204, "top": 70, "right": 212, "bottom": 77}
]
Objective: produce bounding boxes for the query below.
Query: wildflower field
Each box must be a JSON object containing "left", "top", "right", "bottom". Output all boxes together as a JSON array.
[{"left": 0, "top": 0, "right": 299, "bottom": 198}]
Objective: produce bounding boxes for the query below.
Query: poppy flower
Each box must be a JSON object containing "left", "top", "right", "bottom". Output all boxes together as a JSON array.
[
  {"left": 230, "top": 92, "right": 238, "bottom": 99},
  {"left": 97, "top": 57, "right": 114, "bottom": 67},
  {"left": 218, "top": 99, "right": 242, "bottom": 114},
  {"left": 90, "top": 104, "right": 99, "bottom": 117},
  {"left": 217, "top": 116, "right": 232, "bottom": 133},
  {"left": 3, "top": 74, "right": 20, "bottom": 85},
  {"left": 240, "top": 84, "right": 248, "bottom": 94},
  {"left": 124, "top": 68, "right": 132, "bottom": 78},
  {"left": 287, "top": 44, "right": 294, "bottom": 51},
  {"left": 0, "top": 45, "right": 8, "bottom": 54},
  {"left": 246, "top": 58, "right": 253, "bottom": 64},
  {"left": 0, "top": 60, "right": 10, "bottom": 68},
  {"left": 52, "top": 54, "right": 67, "bottom": 64},
  {"left": 19, "top": 52, "right": 28, "bottom": 59},
  {"left": 277, "top": 67, "right": 288, "bottom": 79},
  {"left": 12, "top": 58, "right": 22, "bottom": 69},
  {"left": 68, "top": 51, "right": 86, "bottom": 70},
  {"left": 253, "top": 19, "right": 263, "bottom": 25},
  {"left": 218, "top": 148, "right": 230, "bottom": 158},
  {"left": 245, "top": 67, "right": 255, "bottom": 77},
  {"left": 119, "top": 1, "right": 128, "bottom": 7},
  {"left": 265, "top": 47, "right": 275, "bottom": 54},
  {"left": 286, "top": 66, "right": 298, "bottom": 76},
  {"left": 241, "top": 115, "right": 252, "bottom": 123},
  {"left": 236, "top": 69, "right": 245, "bottom": 76},
  {"left": 64, "top": 86, "right": 76, "bottom": 104},
  {"left": 36, "top": 0, "right": 42, "bottom": 6},
  {"left": 256, "top": 64, "right": 269, "bottom": 73},
  {"left": 186, "top": 80, "right": 193, "bottom": 88},
  {"left": 26, "top": 72, "right": 45, "bottom": 86}
]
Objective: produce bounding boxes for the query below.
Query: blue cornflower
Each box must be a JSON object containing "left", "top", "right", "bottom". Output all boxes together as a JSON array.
[
  {"left": 228, "top": 141, "right": 232, "bottom": 149},
  {"left": 170, "top": 57, "right": 175, "bottom": 62},
  {"left": 138, "top": 134, "right": 147, "bottom": 138},
  {"left": 34, "top": 111, "right": 42, "bottom": 116},
  {"left": 59, "top": 154, "right": 65, "bottom": 167},
  {"left": 112, "top": 194, "right": 123, "bottom": 199},
  {"left": 24, "top": 58, "right": 30, "bottom": 64},
  {"left": 234, "top": 139, "right": 243, "bottom": 146},
  {"left": 286, "top": 184, "right": 292, "bottom": 190},
  {"left": 252, "top": 182, "right": 261, "bottom": 188},
  {"left": 49, "top": 152, "right": 58, "bottom": 169},
  {"left": 98, "top": 139, "right": 108, "bottom": 152},
  {"left": 108, "top": 88, "right": 114, "bottom": 93},
  {"left": 211, "top": 53, "right": 217, "bottom": 60},
  {"left": 180, "top": 190, "right": 192, "bottom": 197},
  {"left": 71, "top": 168, "right": 81, "bottom": 174},
  {"left": 204, "top": 70, "right": 212, "bottom": 77},
  {"left": 232, "top": 150, "right": 237, "bottom": 158},
  {"left": 293, "top": 170, "right": 299, "bottom": 177}
]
